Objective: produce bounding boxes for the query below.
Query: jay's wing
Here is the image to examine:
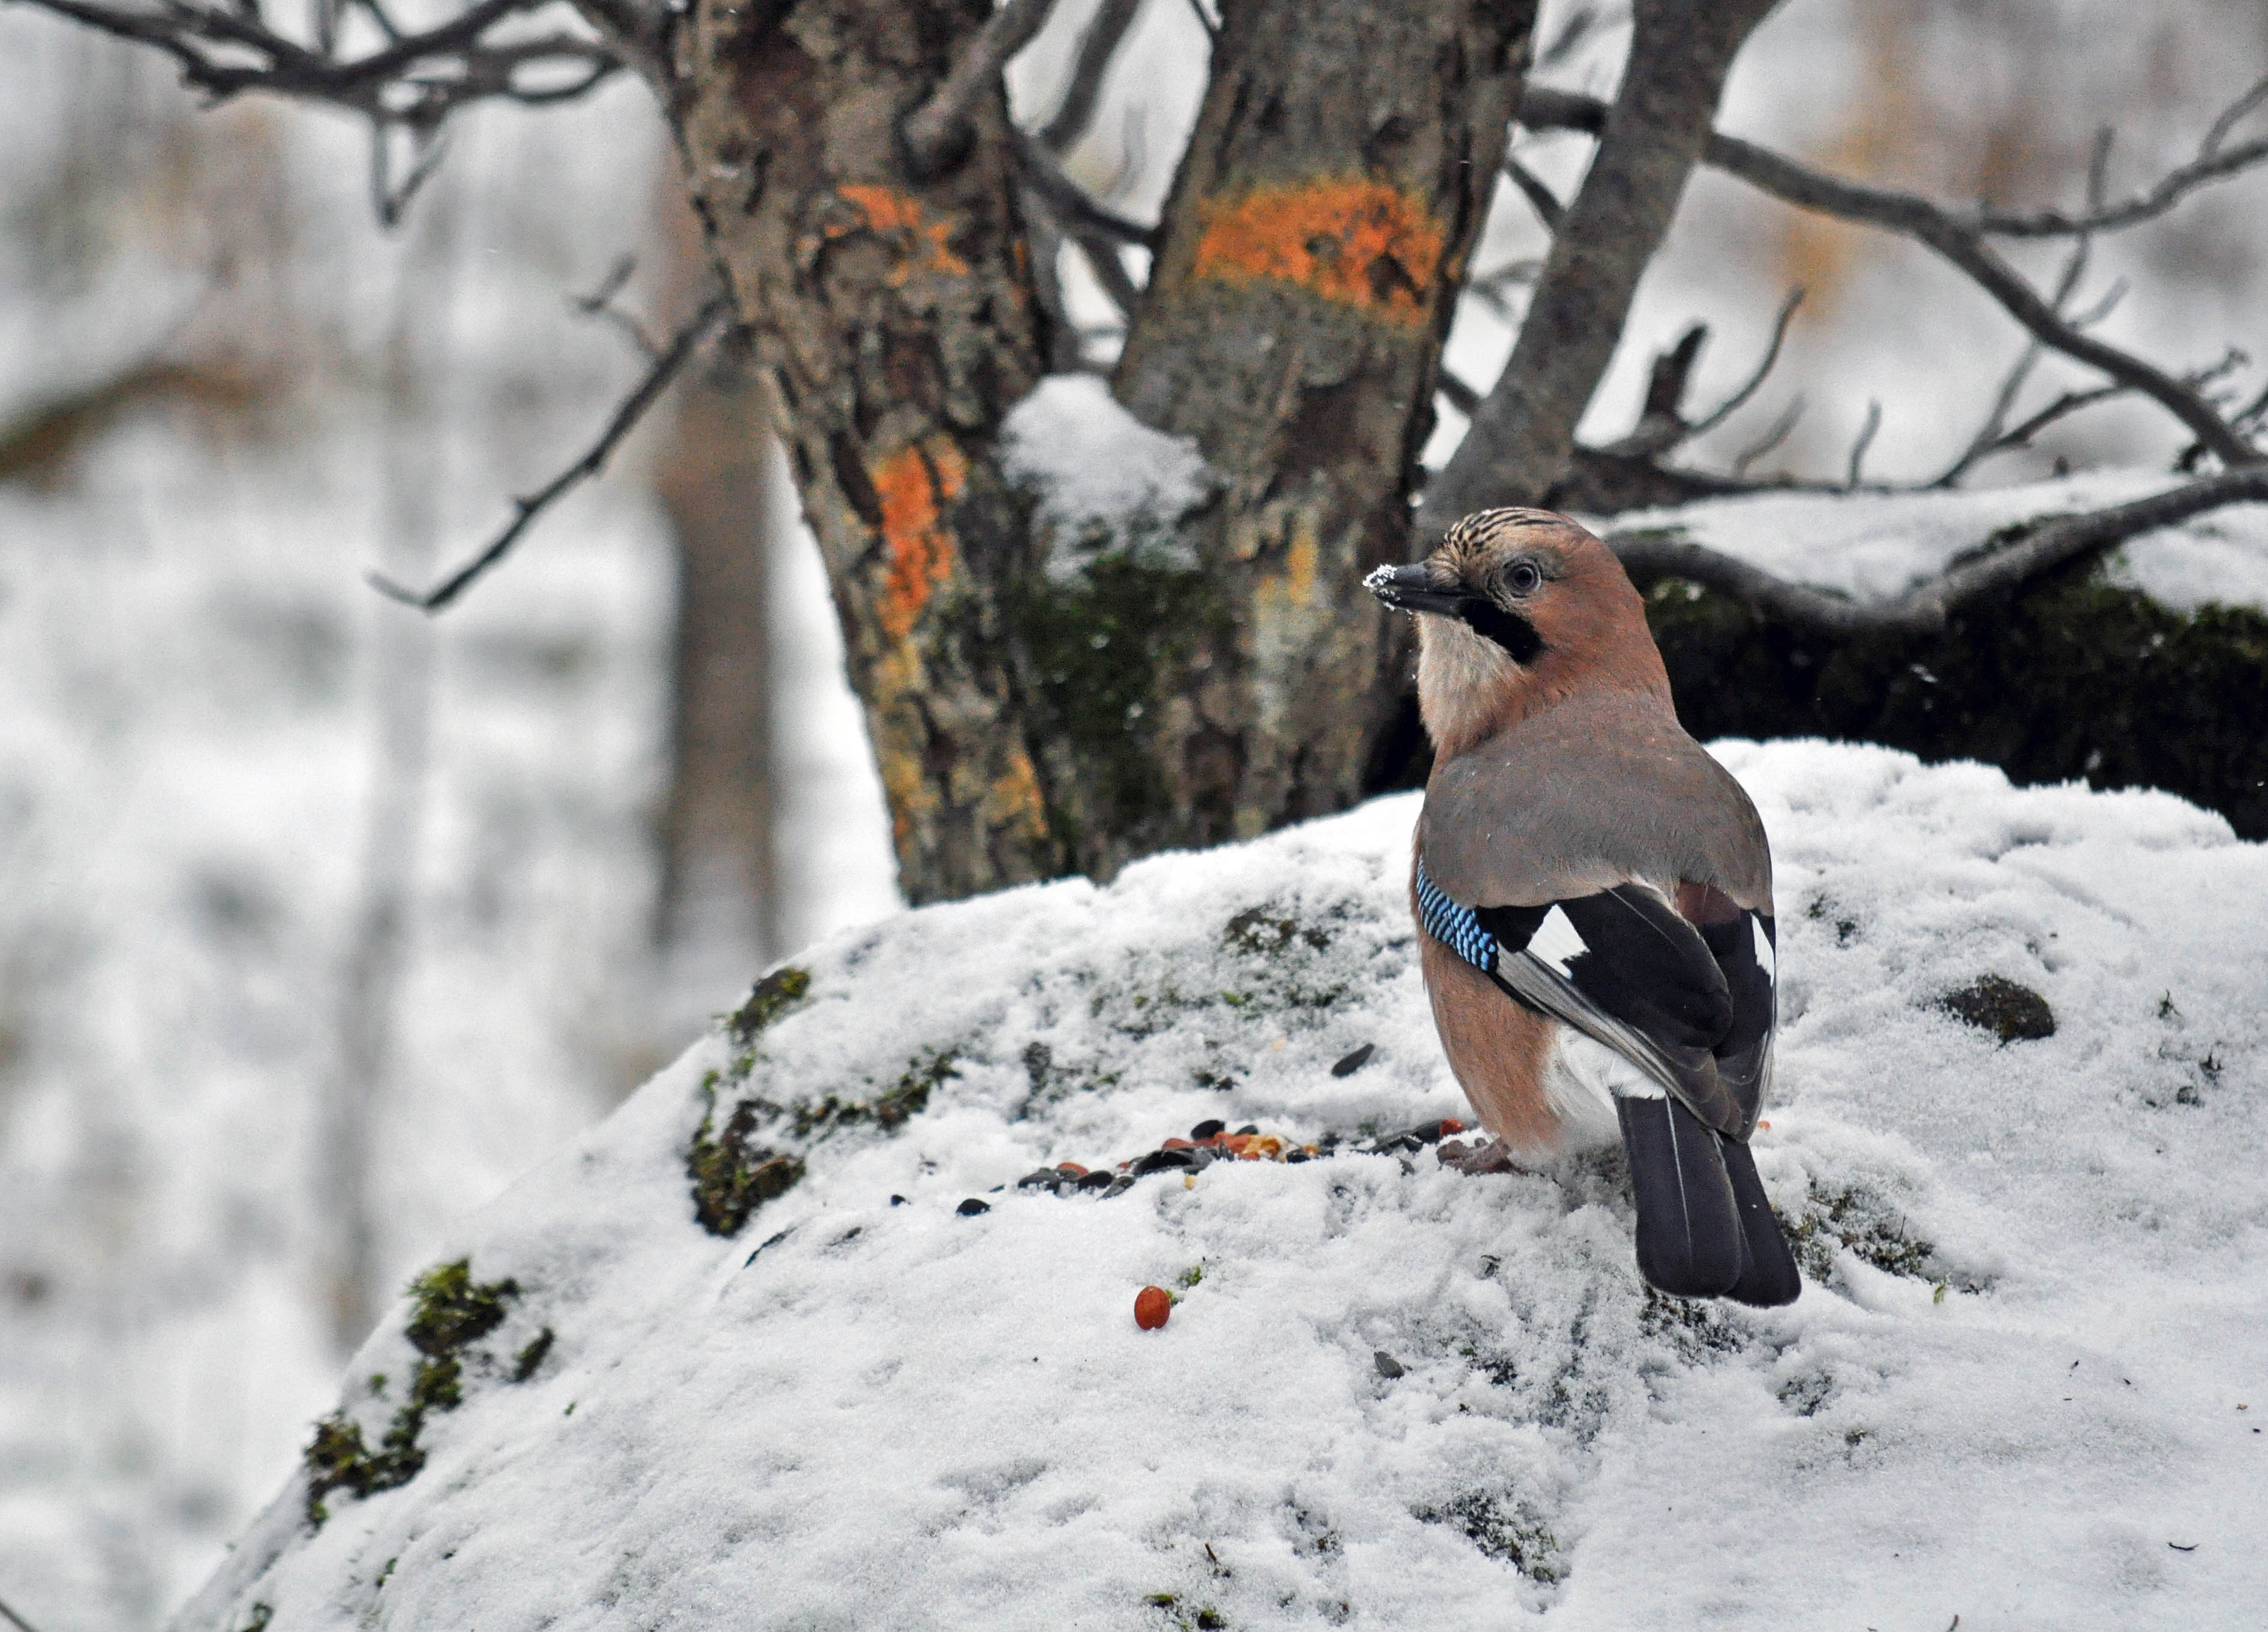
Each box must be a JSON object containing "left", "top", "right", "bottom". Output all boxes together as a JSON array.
[{"left": 1416, "top": 864, "right": 1776, "bottom": 1138}]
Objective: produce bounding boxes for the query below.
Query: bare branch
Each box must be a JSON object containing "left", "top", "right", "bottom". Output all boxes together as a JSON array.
[
  {"left": 1423, "top": 0, "right": 1781, "bottom": 526},
  {"left": 369, "top": 292, "right": 731, "bottom": 612},
  {"left": 1843, "top": 399, "right": 1881, "bottom": 488},
  {"left": 1704, "top": 127, "right": 2261, "bottom": 467},
  {"left": 14, "top": 0, "right": 627, "bottom": 136},
  {"left": 1437, "top": 369, "right": 1483, "bottom": 418},
  {"left": 1516, "top": 88, "right": 2263, "bottom": 465},
  {"left": 1008, "top": 127, "right": 1156, "bottom": 246},
  {"left": 1072, "top": 232, "right": 1144, "bottom": 318},
  {"left": 1611, "top": 465, "right": 2268, "bottom": 636},
  {"left": 899, "top": 0, "right": 1062, "bottom": 179},
  {"left": 1037, "top": 0, "right": 1144, "bottom": 153},
  {"left": 1502, "top": 155, "right": 1565, "bottom": 231},
  {"left": 0, "top": 1589, "right": 50, "bottom": 1632},
  {"left": 1730, "top": 395, "right": 1802, "bottom": 479},
  {"left": 1685, "top": 284, "right": 1801, "bottom": 439}
]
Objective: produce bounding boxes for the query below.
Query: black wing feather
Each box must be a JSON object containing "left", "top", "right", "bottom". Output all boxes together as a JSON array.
[{"left": 1474, "top": 884, "right": 1774, "bottom": 1137}]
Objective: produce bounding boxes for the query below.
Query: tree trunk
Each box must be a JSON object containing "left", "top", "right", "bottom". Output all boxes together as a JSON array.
[
  {"left": 1100, "top": 0, "right": 1530, "bottom": 868},
  {"left": 1422, "top": 0, "right": 1779, "bottom": 527},
  {"left": 672, "top": 0, "right": 1532, "bottom": 901},
  {"left": 675, "top": 0, "right": 1056, "bottom": 904},
  {"left": 653, "top": 339, "right": 781, "bottom": 966}
]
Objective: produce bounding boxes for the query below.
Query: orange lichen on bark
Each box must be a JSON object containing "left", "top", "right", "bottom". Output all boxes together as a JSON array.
[
  {"left": 1191, "top": 179, "right": 1443, "bottom": 324},
  {"left": 981, "top": 747, "right": 1050, "bottom": 846},
  {"left": 831, "top": 184, "right": 972, "bottom": 283},
  {"left": 872, "top": 437, "right": 969, "bottom": 642}
]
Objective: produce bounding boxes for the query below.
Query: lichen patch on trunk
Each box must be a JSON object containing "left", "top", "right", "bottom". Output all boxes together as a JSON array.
[
  {"left": 1192, "top": 179, "right": 1444, "bottom": 326},
  {"left": 872, "top": 437, "right": 967, "bottom": 641}
]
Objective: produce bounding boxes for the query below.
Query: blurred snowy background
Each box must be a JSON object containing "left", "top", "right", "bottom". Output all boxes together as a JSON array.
[{"left": 1, "top": 0, "right": 2264, "bottom": 1627}]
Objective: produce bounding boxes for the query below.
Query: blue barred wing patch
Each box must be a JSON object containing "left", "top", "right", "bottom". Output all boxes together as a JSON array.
[{"left": 1416, "top": 859, "right": 1498, "bottom": 970}]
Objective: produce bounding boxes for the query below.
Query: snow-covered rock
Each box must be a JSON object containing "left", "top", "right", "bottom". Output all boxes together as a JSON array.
[{"left": 178, "top": 743, "right": 2268, "bottom": 1631}]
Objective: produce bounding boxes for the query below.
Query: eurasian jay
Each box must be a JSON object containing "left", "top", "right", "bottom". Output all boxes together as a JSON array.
[{"left": 1366, "top": 507, "right": 1801, "bottom": 1306}]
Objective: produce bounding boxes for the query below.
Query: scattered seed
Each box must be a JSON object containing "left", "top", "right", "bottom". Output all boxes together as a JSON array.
[
  {"left": 1374, "top": 1351, "right": 1405, "bottom": 1379},
  {"left": 1189, "top": 1119, "right": 1225, "bottom": 1140},
  {"left": 956, "top": 1198, "right": 990, "bottom": 1216},
  {"left": 1330, "top": 1044, "right": 1375, "bottom": 1077}
]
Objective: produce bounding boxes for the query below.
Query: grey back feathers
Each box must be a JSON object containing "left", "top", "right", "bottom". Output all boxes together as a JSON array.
[{"left": 1418, "top": 689, "right": 1773, "bottom": 914}]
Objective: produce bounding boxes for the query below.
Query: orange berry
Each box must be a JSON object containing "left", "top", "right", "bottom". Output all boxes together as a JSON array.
[
  {"left": 1439, "top": 1117, "right": 1465, "bottom": 1135},
  {"left": 1134, "top": 1286, "right": 1172, "bottom": 1330}
]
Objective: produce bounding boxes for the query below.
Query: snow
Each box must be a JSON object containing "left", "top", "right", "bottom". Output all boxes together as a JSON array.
[
  {"left": 1588, "top": 470, "right": 2268, "bottom": 614},
  {"left": 179, "top": 743, "right": 2268, "bottom": 1631},
  {"left": 999, "top": 374, "right": 1218, "bottom": 583}
]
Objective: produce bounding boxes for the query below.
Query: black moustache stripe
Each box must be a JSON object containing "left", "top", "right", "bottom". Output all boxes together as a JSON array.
[{"left": 1461, "top": 599, "right": 1543, "bottom": 663}]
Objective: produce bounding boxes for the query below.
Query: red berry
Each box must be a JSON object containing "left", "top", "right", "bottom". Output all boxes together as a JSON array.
[
  {"left": 1134, "top": 1286, "right": 1172, "bottom": 1330},
  {"left": 1439, "top": 1117, "right": 1465, "bottom": 1135}
]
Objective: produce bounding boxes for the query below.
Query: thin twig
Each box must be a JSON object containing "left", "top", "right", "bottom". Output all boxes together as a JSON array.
[
  {"left": 368, "top": 292, "right": 731, "bottom": 612},
  {"left": 1686, "top": 285, "right": 1803, "bottom": 440},
  {"left": 1438, "top": 369, "right": 1483, "bottom": 417},
  {"left": 571, "top": 253, "right": 663, "bottom": 359},
  {"left": 1519, "top": 87, "right": 2263, "bottom": 466},
  {"left": 1037, "top": 0, "right": 1144, "bottom": 154},
  {"left": 17, "top": 0, "right": 626, "bottom": 132},
  {"left": 1072, "top": 232, "right": 1144, "bottom": 318},
  {"left": 1731, "top": 395, "right": 1803, "bottom": 479},
  {"left": 899, "top": 0, "right": 1061, "bottom": 179},
  {"left": 1610, "top": 464, "right": 2268, "bottom": 635},
  {"left": 1008, "top": 127, "right": 1156, "bottom": 246},
  {"left": 1844, "top": 399, "right": 1881, "bottom": 488},
  {"left": 1503, "top": 156, "right": 1565, "bottom": 231}
]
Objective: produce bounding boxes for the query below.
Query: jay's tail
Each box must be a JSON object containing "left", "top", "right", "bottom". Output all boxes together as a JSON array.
[{"left": 1615, "top": 1096, "right": 1801, "bottom": 1306}]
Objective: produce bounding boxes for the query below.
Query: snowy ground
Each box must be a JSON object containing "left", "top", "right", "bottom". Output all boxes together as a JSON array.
[{"left": 178, "top": 744, "right": 2268, "bottom": 1631}]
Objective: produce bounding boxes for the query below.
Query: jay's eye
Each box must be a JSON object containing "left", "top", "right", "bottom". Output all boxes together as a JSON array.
[{"left": 1505, "top": 561, "right": 1543, "bottom": 596}]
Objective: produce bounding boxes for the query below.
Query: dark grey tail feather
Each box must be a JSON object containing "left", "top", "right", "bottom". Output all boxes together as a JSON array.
[
  {"left": 1719, "top": 1137, "right": 1803, "bottom": 1307},
  {"left": 1615, "top": 1096, "right": 1744, "bottom": 1299}
]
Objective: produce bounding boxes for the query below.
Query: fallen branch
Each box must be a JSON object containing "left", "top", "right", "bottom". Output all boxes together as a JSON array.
[
  {"left": 1609, "top": 465, "right": 2268, "bottom": 636},
  {"left": 368, "top": 291, "right": 731, "bottom": 612}
]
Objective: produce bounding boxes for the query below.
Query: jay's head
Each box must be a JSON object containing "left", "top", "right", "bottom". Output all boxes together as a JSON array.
[{"left": 1365, "top": 507, "right": 1671, "bottom": 755}]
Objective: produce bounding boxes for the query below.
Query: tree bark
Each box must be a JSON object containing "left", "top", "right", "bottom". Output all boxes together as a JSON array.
[
  {"left": 1092, "top": 0, "right": 1531, "bottom": 867},
  {"left": 1422, "top": 0, "right": 1779, "bottom": 528},
  {"left": 672, "top": 0, "right": 1533, "bottom": 898},
  {"left": 675, "top": 0, "right": 1056, "bottom": 903}
]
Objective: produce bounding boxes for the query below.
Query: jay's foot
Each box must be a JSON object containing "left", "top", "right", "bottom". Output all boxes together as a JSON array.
[{"left": 1436, "top": 1135, "right": 1525, "bottom": 1176}]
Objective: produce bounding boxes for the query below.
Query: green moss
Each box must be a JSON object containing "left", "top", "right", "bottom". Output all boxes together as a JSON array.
[
  {"left": 1011, "top": 558, "right": 1230, "bottom": 865},
  {"left": 687, "top": 1093, "right": 806, "bottom": 1238},
  {"left": 1413, "top": 1489, "right": 1565, "bottom": 1583},
  {"left": 404, "top": 1259, "right": 519, "bottom": 1357},
  {"left": 301, "top": 1259, "right": 524, "bottom": 1527},
  {"left": 727, "top": 964, "right": 812, "bottom": 1045},
  {"left": 1644, "top": 563, "right": 2268, "bottom": 839},
  {"left": 1775, "top": 1180, "right": 1979, "bottom": 1289}
]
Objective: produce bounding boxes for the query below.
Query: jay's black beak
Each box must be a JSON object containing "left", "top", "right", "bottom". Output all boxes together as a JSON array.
[{"left": 1363, "top": 562, "right": 1469, "bottom": 617}]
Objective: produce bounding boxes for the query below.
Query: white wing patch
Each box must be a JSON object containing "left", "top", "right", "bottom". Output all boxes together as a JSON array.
[
  {"left": 1750, "top": 913, "right": 1776, "bottom": 982},
  {"left": 1527, "top": 905, "right": 1588, "bottom": 975}
]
